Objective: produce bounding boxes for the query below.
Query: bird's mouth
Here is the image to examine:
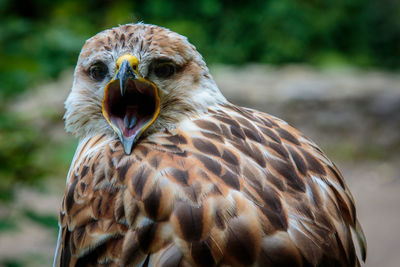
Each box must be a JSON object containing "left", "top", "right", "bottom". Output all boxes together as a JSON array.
[{"left": 102, "top": 55, "right": 160, "bottom": 154}]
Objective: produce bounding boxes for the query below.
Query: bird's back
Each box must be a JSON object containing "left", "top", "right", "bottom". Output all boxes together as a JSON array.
[{"left": 55, "top": 104, "right": 366, "bottom": 266}]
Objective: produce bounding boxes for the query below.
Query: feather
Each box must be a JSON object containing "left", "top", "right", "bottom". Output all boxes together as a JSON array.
[{"left": 56, "top": 23, "right": 366, "bottom": 266}]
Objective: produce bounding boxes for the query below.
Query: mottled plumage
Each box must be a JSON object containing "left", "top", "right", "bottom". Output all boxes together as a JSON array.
[{"left": 55, "top": 23, "right": 366, "bottom": 267}]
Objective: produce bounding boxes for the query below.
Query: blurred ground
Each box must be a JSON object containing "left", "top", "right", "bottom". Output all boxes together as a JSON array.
[{"left": 1, "top": 65, "right": 399, "bottom": 266}]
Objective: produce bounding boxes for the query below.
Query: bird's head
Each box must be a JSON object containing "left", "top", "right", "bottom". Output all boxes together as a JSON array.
[{"left": 64, "top": 23, "right": 226, "bottom": 154}]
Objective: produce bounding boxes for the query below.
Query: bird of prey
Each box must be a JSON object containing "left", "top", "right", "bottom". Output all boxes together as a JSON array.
[{"left": 54, "top": 23, "right": 366, "bottom": 267}]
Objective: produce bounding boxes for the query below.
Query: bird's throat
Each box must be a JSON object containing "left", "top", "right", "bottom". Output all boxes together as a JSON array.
[{"left": 102, "top": 78, "right": 160, "bottom": 154}]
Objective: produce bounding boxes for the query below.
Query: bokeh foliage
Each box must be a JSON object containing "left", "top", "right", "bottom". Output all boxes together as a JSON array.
[
  {"left": 0, "top": 0, "right": 399, "bottom": 200},
  {"left": 0, "top": 109, "right": 77, "bottom": 201},
  {"left": 0, "top": 0, "right": 399, "bottom": 99}
]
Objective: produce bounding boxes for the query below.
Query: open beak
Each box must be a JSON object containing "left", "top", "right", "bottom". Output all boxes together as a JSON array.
[{"left": 102, "top": 55, "right": 160, "bottom": 155}]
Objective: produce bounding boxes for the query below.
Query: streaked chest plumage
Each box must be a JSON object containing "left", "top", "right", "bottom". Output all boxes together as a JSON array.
[{"left": 58, "top": 104, "right": 365, "bottom": 267}]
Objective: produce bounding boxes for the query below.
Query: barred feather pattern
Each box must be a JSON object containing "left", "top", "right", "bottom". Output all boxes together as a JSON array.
[{"left": 56, "top": 104, "right": 366, "bottom": 267}]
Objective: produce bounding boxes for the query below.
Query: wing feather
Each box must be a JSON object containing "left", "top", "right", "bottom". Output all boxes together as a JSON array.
[{"left": 56, "top": 104, "right": 366, "bottom": 266}]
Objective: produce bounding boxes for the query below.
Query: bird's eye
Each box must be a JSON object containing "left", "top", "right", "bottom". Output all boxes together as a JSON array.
[
  {"left": 89, "top": 62, "right": 108, "bottom": 81},
  {"left": 153, "top": 62, "right": 176, "bottom": 79}
]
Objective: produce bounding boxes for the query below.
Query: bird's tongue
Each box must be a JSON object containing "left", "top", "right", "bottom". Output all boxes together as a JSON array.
[
  {"left": 119, "top": 106, "right": 140, "bottom": 137},
  {"left": 123, "top": 106, "right": 138, "bottom": 130}
]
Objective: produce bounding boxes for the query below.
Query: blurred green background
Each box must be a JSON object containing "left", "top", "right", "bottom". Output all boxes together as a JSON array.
[
  {"left": 1, "top": 0, "right": 399, "bottom": 192},
  {"left": 0, "top": 0, "right": 399, "bottom": 266},
  {"left": 1, "top": 0, "right": 400, "bottom": 99}
]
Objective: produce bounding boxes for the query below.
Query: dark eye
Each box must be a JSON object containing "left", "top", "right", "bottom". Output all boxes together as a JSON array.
[
  {"left": 153, "top": 62, "right": 176, "bottom": 78},
  {"left": 89, "top": 62, "right": 108, "bottom": 81}
]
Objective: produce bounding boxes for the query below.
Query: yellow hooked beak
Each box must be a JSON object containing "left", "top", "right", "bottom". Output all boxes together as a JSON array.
[{"left": 102, "top": 54, "right": 160, "bottom": 154}]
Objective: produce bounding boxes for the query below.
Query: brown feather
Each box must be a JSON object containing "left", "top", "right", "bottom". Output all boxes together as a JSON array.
[
  {"left": 56, "top": 23, "right": 366, "bottom": 267},
  {"left": 57, "top": 105, "right": 366, "bottom": 266}
]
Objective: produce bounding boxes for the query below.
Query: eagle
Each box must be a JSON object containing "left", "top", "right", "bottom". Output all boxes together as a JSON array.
[{"left": 54, "top": 23, "right": 366, "bottom": 267}]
